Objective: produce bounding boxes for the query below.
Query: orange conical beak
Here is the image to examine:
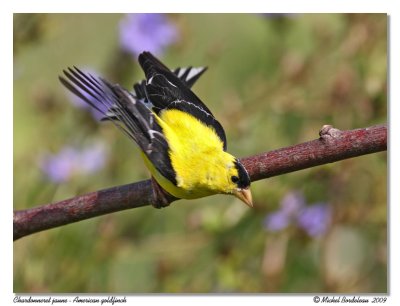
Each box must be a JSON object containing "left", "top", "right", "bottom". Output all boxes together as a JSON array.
[{"left": 233, "top": 188, "right": 253, "bottom": 207}]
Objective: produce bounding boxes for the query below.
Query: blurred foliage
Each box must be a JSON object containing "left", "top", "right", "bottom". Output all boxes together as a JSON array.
[{"left": 13, "top": 13, "right": 387, "bottom": 293}]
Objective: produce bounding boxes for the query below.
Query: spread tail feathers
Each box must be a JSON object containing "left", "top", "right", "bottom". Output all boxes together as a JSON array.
[{"left": 59, "top": 66, "right": 177, "bottom": 184}]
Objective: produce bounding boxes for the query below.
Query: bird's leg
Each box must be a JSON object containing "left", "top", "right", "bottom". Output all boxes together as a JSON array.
[{"left": 150, "top": 176, "right": 177, "bottom": 209}]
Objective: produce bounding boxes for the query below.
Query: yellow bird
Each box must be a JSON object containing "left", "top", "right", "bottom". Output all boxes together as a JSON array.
[{"left": 59, "top": 52, "right": 252, "bottom": 208}]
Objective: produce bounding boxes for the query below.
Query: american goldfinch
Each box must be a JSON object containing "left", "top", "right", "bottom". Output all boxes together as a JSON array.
[{"left": 59, "top": 52, "right": 252, "bottom": 208}]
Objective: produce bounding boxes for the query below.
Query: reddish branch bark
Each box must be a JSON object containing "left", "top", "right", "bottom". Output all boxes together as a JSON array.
[{"left": 13, "top": 124, "right": 387, "bottom": 241}]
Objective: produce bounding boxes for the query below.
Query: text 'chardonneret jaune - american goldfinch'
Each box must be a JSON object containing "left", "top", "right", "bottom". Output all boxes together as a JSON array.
[{"left": 59, "top": 52, "right": 252, "bottom": 208}]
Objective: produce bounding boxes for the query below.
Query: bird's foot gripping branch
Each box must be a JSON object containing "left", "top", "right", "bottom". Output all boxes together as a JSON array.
[{"left": 150, "top": 176, "right": 177, "bottom": 209}]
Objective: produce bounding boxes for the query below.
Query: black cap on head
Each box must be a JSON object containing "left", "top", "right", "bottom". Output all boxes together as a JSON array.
[{"left": 231, "top": 159, "right": 251, "bottom": 189}]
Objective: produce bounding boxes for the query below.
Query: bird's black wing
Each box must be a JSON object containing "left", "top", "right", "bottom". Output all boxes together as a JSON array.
[
  {"left": 132, "top": 65, "right": 207, "bottom": 113},
  {"left": 59, "top": 67, "right": 177, "bottom": 185},
  {"left": 137, "top": 51, "right": 227, "bottom": 150},
  {"left": 106, "top": 63, "right": 206, "bottom": 125},
  {"left": 133, "top": 65, "right": 207, "bottom": 104}
]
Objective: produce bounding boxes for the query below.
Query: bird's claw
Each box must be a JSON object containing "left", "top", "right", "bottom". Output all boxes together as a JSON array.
[{"left": 150, "top": 176, "right": 176, "bottom": 209}]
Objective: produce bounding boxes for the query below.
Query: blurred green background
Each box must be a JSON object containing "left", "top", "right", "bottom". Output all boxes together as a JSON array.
[{"left": 13, "top": 13, "right": 387, "bottom": 293}]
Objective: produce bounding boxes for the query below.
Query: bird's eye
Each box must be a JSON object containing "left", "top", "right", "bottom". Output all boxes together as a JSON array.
[{"left": 231, "top": 175, "right": 239, "bottom": 183}]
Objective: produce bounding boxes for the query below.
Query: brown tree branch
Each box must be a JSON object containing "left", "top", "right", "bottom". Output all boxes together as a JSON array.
[{"left": 13, "top": 124, "right": 387, "bottom": 241}]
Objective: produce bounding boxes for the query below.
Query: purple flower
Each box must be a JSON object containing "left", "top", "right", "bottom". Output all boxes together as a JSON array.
[
  {"left": 264, "top": 190, "right": 332, "bottom": 237},
  {"left": 119, "top": 14, "right": 178, "bottom": 57},
  {"left": 40, "top": 143, "right": 108, "bottom": 183},
  {"left": 65, "top": 68, "right": 107, "bottom": 120},
  {"left": 280, "top": 191, "right": 305, "bottom": 217},
  {"left": 297, "top": 203, "right": 332, "bottom": 237},
  {"left": 40, "top": 148, "right": 80, "bottom": 183},
  {"left": 264, "top": 191, "right": 305, "bottom": 232},
  {"left": 264, "top": 211, "right": 290, "bottom": 232}
]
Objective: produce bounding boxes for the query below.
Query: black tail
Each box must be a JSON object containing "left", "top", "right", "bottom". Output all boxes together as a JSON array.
[{"left": 59, "top": 67, "right": 156, "bottom": 150}]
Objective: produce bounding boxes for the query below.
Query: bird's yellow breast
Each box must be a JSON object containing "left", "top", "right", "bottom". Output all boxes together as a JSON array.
[{"left": 144, "top": 109, "right": 236, "bottom": 199}]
